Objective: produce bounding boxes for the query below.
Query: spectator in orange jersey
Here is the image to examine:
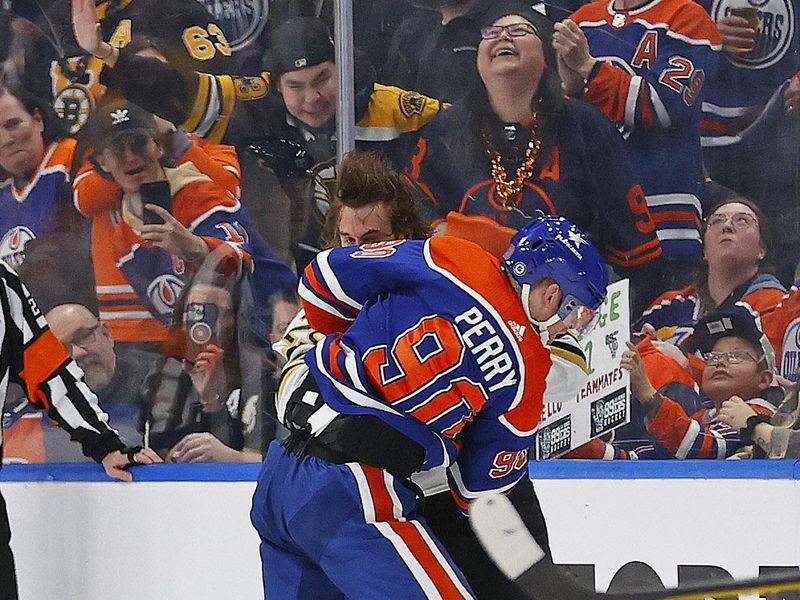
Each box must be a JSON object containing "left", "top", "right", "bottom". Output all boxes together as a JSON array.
[
  {"left": 0, "top": 84, "right": 94, "bottom": 312},
  {"left": 73, "top": 100, "right": 295, "bottom": 425},
  {"left": 571, "top": 304, "right": 777, "bottom": 460},
  {"left": 635, "top": 197, "right": 786, "bottom": 345},
  {"left": 74, "top": 99, "right": 294, "bottom": 345}
]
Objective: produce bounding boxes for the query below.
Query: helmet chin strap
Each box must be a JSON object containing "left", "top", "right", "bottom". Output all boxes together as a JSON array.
[{"left": 520, "top": 283, "right": 536, "bottom": 324}]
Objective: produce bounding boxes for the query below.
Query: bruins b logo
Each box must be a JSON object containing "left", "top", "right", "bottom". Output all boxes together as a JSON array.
[{"left": 399, "top": 92, "right": 427, "bottom": 118}]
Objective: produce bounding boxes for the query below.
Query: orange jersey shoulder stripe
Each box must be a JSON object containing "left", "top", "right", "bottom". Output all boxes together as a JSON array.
[
  {"left": 428, "top": 238, "right": 550, "bottom": 436},
  {"left": 20, "top": 330, "right": 70, "bottom": 411},
  {"left": 665, "top": 0, "right": 722, "bottom": 46},
  {"left": 46, "top": 138, "right": 78, "bottom": 170},
  {"left": 742, "top": 287, "right": 785, "bottom": 315},
  {"left": 573, "top": 0, "right": 721, "bottom": 46}
]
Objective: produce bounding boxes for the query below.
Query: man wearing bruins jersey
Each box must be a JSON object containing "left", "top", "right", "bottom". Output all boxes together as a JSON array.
[
  {"left": 36, "top": 0, "right": 233, "bottom": 134},
  {"left": 72, "top": 2, "right": 446, "bottom": 270}
]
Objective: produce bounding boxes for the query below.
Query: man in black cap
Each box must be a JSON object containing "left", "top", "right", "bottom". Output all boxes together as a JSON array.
[
  {"left": 72, "top": 3, "right": 446, "bottom": 270},
  {"left": 72, "top": 4, "right": 445, "bottom": 163}
]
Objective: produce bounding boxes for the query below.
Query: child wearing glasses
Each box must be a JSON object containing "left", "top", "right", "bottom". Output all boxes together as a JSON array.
[{"left": 574, "top": 303, "right": 778, "bottom": 460}]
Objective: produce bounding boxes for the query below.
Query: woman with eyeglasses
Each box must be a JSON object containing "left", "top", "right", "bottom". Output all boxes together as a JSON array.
[
  {"left": 566, "top": 196, "right": 789, "bottom": 460},
  {"left": 406, "top": 3, "right": 665, "bottom": 311},
  {"left": 635, "top": 196, "right": 786, "bottom": 346}
]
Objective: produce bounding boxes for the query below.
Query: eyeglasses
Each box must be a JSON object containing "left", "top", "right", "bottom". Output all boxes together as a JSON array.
[
  {"left": 703, "top": 350, "right": 762, "bottom": 366},
  {"left": 705, "top": 212, "right": 759, "bottom": 231},
  {"left": 68, "top": 322, "right": 102, "bottom": 351},
  {"left": 480, "top": 22, "right": 538, "bottom": 40}
]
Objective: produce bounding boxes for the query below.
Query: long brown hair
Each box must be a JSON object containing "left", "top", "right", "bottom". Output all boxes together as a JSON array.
[
  {"left": 321, "top": 150, "right": 431, "bottom": 248},
  {"left": 695, "top": 196, "right": 773, "bottom": 311}
]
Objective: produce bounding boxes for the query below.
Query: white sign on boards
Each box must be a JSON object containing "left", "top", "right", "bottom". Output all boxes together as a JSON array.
[{"left": 536, "top": 279, "right": 631, "bottom": 459}]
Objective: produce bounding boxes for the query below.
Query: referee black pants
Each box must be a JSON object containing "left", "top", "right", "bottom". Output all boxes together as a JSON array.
[{"left": 0, "top": 491, "right": 18, "bottom": 600}]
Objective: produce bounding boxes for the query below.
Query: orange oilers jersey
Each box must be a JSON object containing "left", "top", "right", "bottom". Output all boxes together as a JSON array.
[
  {"left": 570, "top": 0, "right": 721, "bottom": 261},
  {"left": 74, "top": 163, "right": 244, "bottom": 342},
  {"left": 74, "top": 157, "right": 294, "bottom": 344},
  {"left": 647, "top": 394, "right": 775, "bottom": 459},
  {"left": 301, "top": 237, "right": 553, "bottom": 512},
  {"left": 72, "top": 134, "right": 241, "bottom": 219},
  {"left": 761, "top": 287, "right": 800, "bottom": 382},
  {"left": 72, "top": 136, "right": 240, "bottom": 343}
]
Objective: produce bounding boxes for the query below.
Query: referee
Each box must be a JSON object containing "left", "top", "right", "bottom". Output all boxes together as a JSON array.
[{"left": 0, "top": 261, "right": 160, "bottom": 600}]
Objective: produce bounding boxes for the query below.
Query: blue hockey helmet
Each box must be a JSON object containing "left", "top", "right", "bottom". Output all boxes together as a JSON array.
[{"left": 502, "top": 216, "right": 609, "bottom": 334}]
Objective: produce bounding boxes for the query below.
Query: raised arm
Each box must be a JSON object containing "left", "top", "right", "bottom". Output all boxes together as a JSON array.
[{"left": 556, "top": 7, "right": 721, "bottom": 135}]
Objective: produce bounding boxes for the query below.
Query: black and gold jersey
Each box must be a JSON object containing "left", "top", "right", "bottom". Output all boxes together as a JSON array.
[{"left": 43, "top": 0, "right": 233, "bottom": 134}]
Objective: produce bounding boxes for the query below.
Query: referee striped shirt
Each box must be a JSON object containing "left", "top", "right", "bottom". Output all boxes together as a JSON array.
[{"left": 0, "top": 262, "right": 125, "bottom": 464}]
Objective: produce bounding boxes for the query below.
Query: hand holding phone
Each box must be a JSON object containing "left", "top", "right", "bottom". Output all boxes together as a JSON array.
[{"left": 141, "top": 180, "right": 173, "bottom": 224}]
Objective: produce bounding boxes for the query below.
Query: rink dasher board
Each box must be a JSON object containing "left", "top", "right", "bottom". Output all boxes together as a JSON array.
[{"left": 2, "top": 461, "right": 799, "bottom": 600}]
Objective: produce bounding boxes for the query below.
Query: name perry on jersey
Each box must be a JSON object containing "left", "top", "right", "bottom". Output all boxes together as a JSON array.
[{"left": 454, "top": 306, "right": 519, "bottom": 393}]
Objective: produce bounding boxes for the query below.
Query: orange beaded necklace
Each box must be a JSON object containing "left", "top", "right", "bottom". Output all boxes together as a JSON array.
[{"left": 483, "top": 113, "right": 542, "bottom": 209}]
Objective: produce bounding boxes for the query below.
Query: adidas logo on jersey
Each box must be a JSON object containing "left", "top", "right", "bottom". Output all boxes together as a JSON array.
[
  {"left": 507, "top": 320, "right": 527, "bottom": 341},
  {"left": 110, "top": 108, "right": 130, "bottom": 125}
]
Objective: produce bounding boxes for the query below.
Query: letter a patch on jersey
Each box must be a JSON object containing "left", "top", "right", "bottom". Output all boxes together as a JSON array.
[{"left": 632, "top": 31, "right": 658, "bottom": 69}]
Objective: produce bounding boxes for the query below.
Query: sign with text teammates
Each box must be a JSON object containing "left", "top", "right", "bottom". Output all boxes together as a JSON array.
[{"left": 536, "top": 279, "right": 631, "bottom": 459}]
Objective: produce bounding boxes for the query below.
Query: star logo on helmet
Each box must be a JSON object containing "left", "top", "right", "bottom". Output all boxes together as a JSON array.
[{"left": 567, "top": 230, "right": 586, "bottom": 248}]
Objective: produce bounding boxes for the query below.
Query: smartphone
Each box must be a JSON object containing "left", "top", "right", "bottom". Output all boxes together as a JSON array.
[
  {"left": 141, "top": 180, "right": 173, "bottom": 225},
  {"left": 184, "top": 302, "right": 219, "bottom": 364}
]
